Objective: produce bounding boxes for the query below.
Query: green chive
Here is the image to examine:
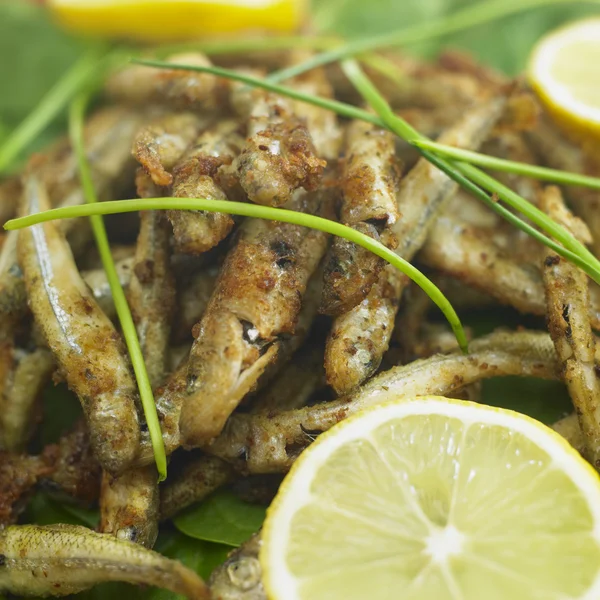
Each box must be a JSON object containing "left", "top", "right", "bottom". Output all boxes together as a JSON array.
[
  {"left": 340, "top": 58, "right": 600, "bottom": 287},
  {"left": 414, "top": 139, "right": 600, "bottom": 191},
  {"left": 4, "top": 197, "right": 469, "bottom": 354},
  {"left": 69, "top": 92, "right": 167, "bottom": 482}
]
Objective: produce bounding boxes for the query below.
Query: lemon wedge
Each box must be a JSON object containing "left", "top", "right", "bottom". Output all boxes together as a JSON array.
[
  {"left": 48, "top": 0, "right": 306, "bottom": 41},
  {"left": 261, "top": 397, "right": 600, "bottom": 600},
  {"left": 529, "top": 18, "right": 600, "bottom": 147}
]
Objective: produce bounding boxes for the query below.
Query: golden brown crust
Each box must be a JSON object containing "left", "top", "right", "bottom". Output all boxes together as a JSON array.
[
  {"left": 541, "top": 186, "right": 600, "bottom": 467},
  {"left": 236, "top": 116, "right": 325, "bottom": 207},
  {"left": 168, "top": 119, "right": 244, "bottom": 254},
  {"left": 18, "top": 177, "right": 140, "bottom": 474},
  {"left": 132, "top": 112, "right": 206, "bottom": 187},
  {"left": 320, "top": 222, "right": 387, "bottom": 316},
  {"left": 324, "top": 96, "right": 507, "bottom": 394},
  {"left": 179, "top": 192, "right": 331, "bottom": 447}
]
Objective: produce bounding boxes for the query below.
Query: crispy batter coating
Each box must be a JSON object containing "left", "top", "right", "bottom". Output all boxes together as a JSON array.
[
  {"left": 324, "top": 96, "right": 507, "bottom": 394},
  {"left": 132, "top": 112, "right": 207, "bottom": 187},
  {"left": 169, "top": 119, "right": 244, "bottom": 254},
  {"left": 541, "top": 186, "right": 600, "bottom": 468},
  {"left": 179, "top": 191, "right": 331, "bottom": 447},
  {"left": 228, "top": 69, "right": 326, "bottom": 207},
  {"left": 0, "top": 524, "right": 209, "bottom": 598},
  {"left": 235, "top": 111, "right": 325, "bottom": 207},
  {"left": 18, "top": 177, "right": 140, "bottom": 474}
]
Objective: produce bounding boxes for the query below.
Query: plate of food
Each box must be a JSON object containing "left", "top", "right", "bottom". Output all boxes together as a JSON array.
[{"left": 2, "top": 0, "right": 600, "bottom": 598}]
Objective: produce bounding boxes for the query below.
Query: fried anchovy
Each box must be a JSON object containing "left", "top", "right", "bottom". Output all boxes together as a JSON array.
[
  {"left": 0, "top": 106, "right": 144, "bottom": 321},
  {"left": 99, "top": 465, "right": 159, "bottom": 548},
  {"left": 419, "top": 215, "right": 600, "bottom": 328},
  {"left": 321, "top": 119, "right": 401, "bottom": 315},
  {"left": 541, "top": 186, "right": 600, "bottom": 468},
  {"left": 0, "top": 453, "right": 54, "bottom": 526},
  {"left": 0, "top": 524, "right": 209, "bottom": 598},
  {"left": 130, "top": 172, "right": 175, "bottom": 390},
  {"left": 132, "top": 111, "right": 208, "bottom": 187},
  {"left": 324, "top": 96, "right": 507, "bottom": 394},
  {"left": 228, "top": 73, "right": 325, "bottom": 207},
  {"left": 169, "top": 119, "right": 244, "bottom": 254},
  {"left": 179, "top": 191, "right": 331, "bottom": 448},
  {"left": 527, "top": 114, "right": 600, "bottom": 257},
  {"left": 159, "top": 454, "right": 235, "bottom": 521},
  {"left": 106, "top": 52, "right": 218, "bottom": 110},
  {"left": 158, "top": 309, "right": 324, "bottom": 518},
  {"left": 18, "top": 176, "right": 140, "bottom": 474},
  {"left": 160, "top": 283, "right": 325, "bottom": 517},
  {"left": 209, "top": 533, "right": 265, "bottom": 600},
  {"left": 209, "top": 330, "right": 559, "bottom": 472},
  {"left": 0, "top": 343, "right": 54, "bottom": 452}
]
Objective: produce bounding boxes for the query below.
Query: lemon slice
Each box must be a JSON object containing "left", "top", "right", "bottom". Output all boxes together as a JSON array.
[
  {"left": 48, "top": 0, "right": 305, "bottom": 41},
  {"left": 261, "top": 397, "right": 600, "bottom": 600},
  {"left": 529, "top": 18, "right": 600, "bottom": 146}
]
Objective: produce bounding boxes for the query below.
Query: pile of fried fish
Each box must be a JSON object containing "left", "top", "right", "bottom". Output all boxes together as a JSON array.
[{"left": 0, "top": 47, "right": 597, "bottom": 599}]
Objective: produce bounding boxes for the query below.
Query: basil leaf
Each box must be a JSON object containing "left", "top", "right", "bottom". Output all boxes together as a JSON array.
[{"left": 174, "top": 490, "right": 266, "bottom": 547}]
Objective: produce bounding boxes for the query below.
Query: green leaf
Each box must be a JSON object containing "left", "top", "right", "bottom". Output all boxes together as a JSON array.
[{"left": 174, "top": 490, "right": 266, "bottom": 547}]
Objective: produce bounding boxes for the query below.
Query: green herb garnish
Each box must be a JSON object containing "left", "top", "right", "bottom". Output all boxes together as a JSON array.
[
  {"left": 5, "top": 196, "right": 469, "bottom": 353},
  {"left": 131, "top": 58, "right": 600, "bottom": 287},
  {"left": 69, "top": 91, "right": 167, "bottom": 481}
]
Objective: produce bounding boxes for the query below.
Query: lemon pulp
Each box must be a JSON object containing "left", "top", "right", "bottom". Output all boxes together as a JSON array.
[
  {"left": 529, "top": 18, "right": 600, "bottom": 147},
  {"left": 262, "top": 398, "right": 600, "bottom": 600}
]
